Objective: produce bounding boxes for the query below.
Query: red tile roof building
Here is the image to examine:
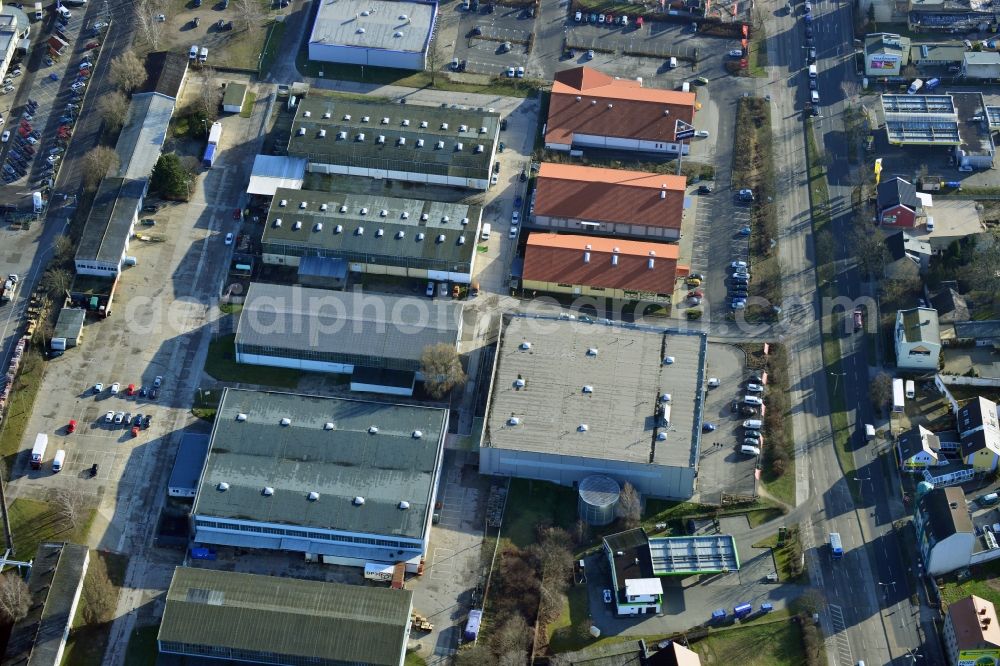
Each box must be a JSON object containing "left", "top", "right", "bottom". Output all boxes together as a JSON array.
[
  {"left": 522, "top": 233, "right": 686, "bottom": 301},
  {"left": 545, "top": 66, "right": 697, "bottom": 155},
  {"left": 533, "top": 163, "right": 687, "bottom": 241}
]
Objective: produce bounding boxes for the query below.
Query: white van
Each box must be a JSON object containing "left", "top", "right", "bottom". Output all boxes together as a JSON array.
[
  {"left": 199, "top": 47, "right": 208, "bottom": 63},
  {"left": 905, "top": 379, "right": 915, "bottom": 399},
  {"left": 669, "top": 57, "right": 678, "bottom": 68},
  {"left": 481, "top": 223, "right": 491, "bottom": 240},
  {"left": 744, "top": 395, "right": 763, "bottom": 406},
  {"left": 808, "top": 64, "right": 817, "bottom": 78},
  {"left": 740, "top": 444, "right": 761, "bottom": 456},
  {"left": 52, "top": 449, "right": 65, "bottom": 473},
  {"left": 189, "top": 45, "right": 199, "bottom": 60},
  {"left": 743, "top": 419, "right": 763, "bottom": 429},
  {"left": 810, "top": 90, "right": 820, "bottom": 104}
]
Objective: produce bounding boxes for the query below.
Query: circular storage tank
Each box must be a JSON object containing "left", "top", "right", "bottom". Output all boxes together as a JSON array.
[{"left": 578, "top": 475, "right": 621, "bottom": 526}]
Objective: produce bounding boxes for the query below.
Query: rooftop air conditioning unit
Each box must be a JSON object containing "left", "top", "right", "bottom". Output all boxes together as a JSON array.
[
  {"left": 318, "top": 129, "right": 326, "bottom": 138},
  {"left": 412, "top": 430, "right": 423, "bottom": 438},
  {"left": 236, "top": 413, "right": 247, "bottom": 421},
  {"left": 280, "top": 417, "right": 291, "bottom": 426},
  {"left": 262, "top": 487, "right": 274, "bottom": 496},
  {"left": 324, "top": 422, "right": 335, "bottom": 430},
  {"left": 308, "top": 491, "right": 320, "bottom": 501},
  {"left": 362, "top": 116, "right": 370, "bottom": 123},
  {"left": 217, "top": 482, "right": 230, "bottom": 491},
  {"left": 402, "top": 119, "right": 410, "bottom": 126},
  {"left": 368, "top": 426, "right": 379, "bottom": 434},
  {"left": 293, "top": 221, "right": 302, "bottom": 230},
  {"left": 314, "top": 222, "right": 323, "bottom": 232},
  {"left": 399, "top": 501, "right": 410, "bottom": 510},
  {"left": 376, "top": 228, "right": 384, "bottom": 237},
  {"left": 353, "top": 496, "right": 366, "bottom": 506},
  {"left": 520, "top": 341, "right": 531, "bottom": 350},
  {"left": 335, "top": 224, "right": 343, "bottom": 233}
]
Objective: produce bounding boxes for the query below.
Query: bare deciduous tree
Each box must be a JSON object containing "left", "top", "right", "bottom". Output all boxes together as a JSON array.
[
  {"left": 871, "top": 372, "right": 893, "bottom": 413},
  {"left": 851, "top": 226, "right": 889, "bottom": 279},
  {"left": 455, "top": 644, "right": 496, "bottom": 666},
  {"left": 0, "top": 574, "right": 30, "bottom": 623},
  {"left": 134, "top": 0, "right": 165, "bottom": 50},
  {"left": 969, "top": 232, "right": 1000, "bottom": 298},
  {"left": 53, "top": 489, "right": 84, "bottom": 529},
  {"left": 420, "top": 343, "right": 467, "bottom": 399},
  {"left": 233, "top": 0, "right": 266, "bottom": 32},
  {"left": 99, "top": 91, "right": 130, "bottom": 134},
  {"left": 81, "top": 555, "right": 118, "bottom": 625},
  {"left": 616, "top": 482, "right": 641, "bottom": 528},
  {"left": 82, "top": 146, "right": 120, "bottom": 191},
  {"left": 491, "top": 614, "right": 531, "bottom": 662},
  {"left": 53, "top": 235, "right": 74, "bottom": 264},
  {"left": 40, "top": 268, "right": 72, "bottom": 300},
  {"left": 194, "top": 69, "right": 221, "bottom": 124},
  {"left": 110, "top": 51, "right": 146, "bottom": 95}
]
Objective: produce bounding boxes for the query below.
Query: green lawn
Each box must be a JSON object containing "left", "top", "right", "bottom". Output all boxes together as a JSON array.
[
  {"left": 752, "top": 525, "right": 803, "bottom": 582},
  {"left": 404, "top": 651, "right": 428, "bottom": 666},
  {"left": 939, "top": 559, "right": 1000, "bottom": 608},
  {"left": 693, "top": 619, "right": 806, "bottom": 665},
  {"left": 123, "top": 626, "right": 159, "bottom": 666},
  {"left": 0, "top": 345, "right": 45, "bottom": 474},
  {"left": 8, "top": 497, "right": 94, "bottom": 561},
  {"left": 547, "top": 585, "right": 590, "bottom": 652},
  {"left": 258, "top": 20, "right": 287, "bottom": 76},
  {"left": 205, "top": 334, "right": 304, "bottom": 388},
  {"left": 210, "top": 24, "right": 273, "bottom": 71},
  {"left": 62, "top": 550, "right": 129, "bottom": 666},
  {"left": 240, "top": 92, "right": 257, "bottom": 119},
  {"left": 502, "top": 479, "right": 577, "bottom": 548}
]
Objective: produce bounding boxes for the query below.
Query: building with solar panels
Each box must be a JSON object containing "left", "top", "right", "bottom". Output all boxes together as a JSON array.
[
  {"left": 880, "top": 93, "right": 995, "bottom": 169},
  {"left": 190, "top": 388, "right": 448, "bottom": 572},
  {"left": 158, "top": 567, "right": 413, "bottom": 666}
]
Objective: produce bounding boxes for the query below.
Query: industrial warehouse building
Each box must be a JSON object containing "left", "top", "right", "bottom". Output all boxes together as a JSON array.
[
  {"left": 531, "top": 163, "right": 687, "bottom": 241},
  {"left": 522, "top": 233, "right": 685, "bottom": 301},
  {"left": 880, "top": 93, "right": 996, "bottom": 170},
  {"left": 545, "top": 66, "right": 697, "bottom": 155},
  {"left": 307, "top": 0, "right": 436, "bottom": 71},
  {"left": 234, "top": 283, "right": 462, "bottom": 395},
  {"left": 190, "top": 388, "right": 448, "bottom": 571},
  {"left": 73, "top": 178, "right": 145, "bottom": 276},
  {"left": 158, "top": 567, "right": 414, "bottom": 666},
  {"left": 481, "top": 316, "right": 707, "bottom": 499},
  {"left": 261, "top": 188, "right": 483, "bottom": 284},
  {"left": 287, "top": 96, "right": 500, "bottom": 190}
]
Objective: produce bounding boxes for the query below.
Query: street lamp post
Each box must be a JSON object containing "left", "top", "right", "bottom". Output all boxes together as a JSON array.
[{"left": 830, "top": 370, "right": 847, "bottom": 394}]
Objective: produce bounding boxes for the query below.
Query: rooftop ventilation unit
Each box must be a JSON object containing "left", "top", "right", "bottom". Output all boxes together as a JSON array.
[
  {"left": 376, "top": 228, "right": 384, "bottom": 237},
  {"left": 660, "top": 190, "right": 666, "bottom": 199},
  {"left": 273, "top": 219, "right": 282, "bottom": 228},
  {"left": 362, "top": 116, "right": 370, "bottom": 123},
  {"left": 514, "top": 378, "right": 525, "bottom": 388},
  {"left": 582, "top": 385, "right": 594, "bottom": 393},
  {"left": 402, "top": 119, "right": 410, "bottom": 126},
  {"left": 262, "top": 486, "right": 274, "bottom": 496},
  {"left": 320, "top": 203, "right": 328, "bottom": 211},
  {"left": 314, "top": 222, "right": 323, "bottom": 232},
  {"left": 353, "top": 496, "right": 366, "bottom": 506},
  {"left": 459, "top": 124, "right": 468, "bottom": 132},
  {"left": 356, "top": 27, "right": 365, "bottom": 33},
  {"left": 357, "top": 133, "right": 366, "bottom": 141},
  {"left": 399, "top": 501, "right": 410, "bottom": 510},
  {"left": 217, "top": 482, "right": 230, "bottom": 491},
  {"left": 338, "top": 131, "right": 347, "bottom": 140},
  {"left": 587, "top": 348, "right": 598, "bottom": 356},
  {"left": 318, "top": 129, "right": 326, "bottom": 138},
  {"left": 308, "top": 491, "right": 320, "bottom": 501},
  {"left": 421, "top": 213, "right": 429, "bottom": 221},
  {"left": 323, "top": 111, "right": 331, "bottom": 119},
  {"left": 441, "top": 122, "right": 449, "bottom": 130},
  {"left": 458, "top": 235, "right": 466, "bottom": 245},
  {"left": 236, "top": 413, "right": 247, "bottom": 421},
  {"left": 356, "top": 226, "right": 364, "bottom": 235},
  {"left": 377, "top": 135, "right": 385, "bottom": 144},
  {"left": 368, "top": 426, "right": 379, "bottom": 434},
  {"left": 401, "top": 211, "right": 410, "bottom": 219},
  {"left": 508, "top": 416, "right": 521, "bottom": 426},
  {"left": 608, "top": 103, "right": 613, "bottom": 109},
  {"left": 279, "top": 199, "right": 287, "bottom": 207},
  {"left": 578, "top": 424, "right": 589, "bottom": 432},
  {"left": 461, "top": 217, "right": 469, "bottom": 225},
  {"left": 657, "top": 432, "right": 668, "bottom": 441},
  {"left": 399, "top": 13, "right": 407, "bottom": 18},
  {"left": 648, "top": 258, "right": 655, "bottom": 269},
  {"left": 417, "top": 139, "right": 424, "bottom": 147},
  {"left": 343, "top": 114, "right": 351, "bottom": 120},
  {"left": 442, "top": 215, "right": 450, "bottom": 223},
  {"left": 661, "top": 393, "right": 672, "bottom": 402},
  {"left": 381, "top": 117, "right": 390, "bottom": 124},
  {"left": 397, "top": 230, "right": 405, "bottom": 238},
  {"left": 360, "top": 207, "right": 368, "bottom": 215},
  {"left": 340, "top": 205, "right": 348, "bottom": 213},
  {"left": 611, "top": 255, "right": 619, "bottom": 266},
  {"left": 300, "top": 201, "right": 307, "bottom": 209},
  {"left": 475, "top": 145, "right": 484, "bottom": 153},
  {"left": 583, "top": 251, "right": 590, "bottom": 263},
  {"left": 324, "top": 422, "right": 335, "bottom": 430},
  {"left": 412, "top": 430, "right": 423, "bottom": 438},
  {"left": 416, "top": 232, "right": 425, "bottom": 241},
  {"left": 335, "top": 224, "right": 343, "bottom": 233},
  {"left": 576, "top": 96, "right": 581, "bottom": 101},
  {"left": 420, "top": 121, "right": 428, "bottom": 128},
  {"left": 591, "top": 100, "right": 597, "bottom": 105},
  {"left": 398, "top": 137, "right": 406, "bottom": 145},
  {"left": 292, "top": 221, "right": 302, "bottom": 230},
  {"left": 303, "top": 110, "right": 311, "bottom": 118},
  {"left": 436, "top": 140, "right": 445, "bottom": 149},
  {"left": 480, "top": 126, "right": 487, "bottom": 134},
  {"left": 380, "top": 209, "right": 388, "bottom": 217},
  {"left": 280, "top": 417, "right": 291, "bottom": 426},
  {"left": 436, "top": 234, "right": 445, "bottom": 243},
  {"left": 297, "top": 127, "right": 306, "bottom": 136},
  {"left": 455, "top": 142, "right": 463, "bottom": 151},
  {"left": 520, "top": 341, "right": 531, "bottom": 350}
]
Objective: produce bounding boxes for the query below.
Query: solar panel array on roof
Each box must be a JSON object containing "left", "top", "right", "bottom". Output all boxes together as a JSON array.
[{"left": 648, "top": 535, "right": 741, "bottom": 575}]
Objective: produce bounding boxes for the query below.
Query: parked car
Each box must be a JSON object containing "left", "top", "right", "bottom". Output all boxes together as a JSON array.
[
  {"left": 224, "top": 232, "right": 234, "bottom": 245},
  {"left": 105, "top": 410, "right": 115, "bottom": 422},
  {"left": 110, "top": 382, "right": 120, "bottom": 394}
]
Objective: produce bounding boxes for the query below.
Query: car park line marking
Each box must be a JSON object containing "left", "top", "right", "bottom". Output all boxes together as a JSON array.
[
  {"left": 827, "top": 603, "right": 854, "bottom": 666},
  {"left": 430, "top": 547, "right": 456, "bottom": 580}
]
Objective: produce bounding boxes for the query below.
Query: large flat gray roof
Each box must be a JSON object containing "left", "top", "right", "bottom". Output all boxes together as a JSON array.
[
  {"left": 235, "top": 283, "right": 462, "bottom": 366},
  {"left": 309, "top": 0, "right": 435, "bottom": 54},
  {"left": 261, "top": 187, "right": 482, "bottom": 266},
  {"left": 287, "top": 95, "right": 499, "bottom": 180},
  {"left": 191, "top": 388, "right": 447, "bottom": 539},
  {"left": 158, "top": 567, "right": 412, "bottom": 666},
  {"left": 485, "top": 317, "right": 706, "bottom": 468},
  {"left": 75, "top": 177, "right": 145, "bottom": 264},
  {"left": 115, "top": 92, "right": 174, "bottom": 180}
]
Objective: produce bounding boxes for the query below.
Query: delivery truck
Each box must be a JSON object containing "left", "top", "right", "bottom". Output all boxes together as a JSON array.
[
  {"left": 30, "top": 433, "right": 48, "bottom": 469},
  {"left": 892, "top": 378, "right": 905, "bottom": 412}
]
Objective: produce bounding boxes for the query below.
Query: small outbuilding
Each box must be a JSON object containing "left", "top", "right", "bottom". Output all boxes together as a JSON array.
[
  {"left": 222, "top": 82, "right": 247, "bottom": 114},
  {"left": 52, "top": 307, "right": 85, "bottom": 350}
]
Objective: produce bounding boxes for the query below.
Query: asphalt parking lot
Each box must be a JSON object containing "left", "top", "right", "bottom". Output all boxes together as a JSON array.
[
  {"left": 452, "top": 4, "right": 535, "bottom": 77},
  {"left": 696, "top": 343, "right": 758, "bottom": 504}
]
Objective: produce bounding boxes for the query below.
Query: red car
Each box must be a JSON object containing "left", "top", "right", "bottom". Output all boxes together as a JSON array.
[
  {"left": 127, "top": 383, "right": 136, "bottom": 396},
  {"left": 85, "top": 41, "right": 100, "bottom": 49},
  {"left": 67, "top": 419, "right": 76, "bottom": 433},
  {"left": 233, "top": 208, "right": 242, "bottom": 220},
  {"left": 130, "top": 425, "right": 140, "bottom": 437}
]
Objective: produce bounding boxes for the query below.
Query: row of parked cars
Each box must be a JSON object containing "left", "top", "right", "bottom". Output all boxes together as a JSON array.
[
  {"left": 738, "top": 374, "right": 767, "bottom": 455},
  {"left": 574, "top": 10, "right": 631, "bottom": 27}
]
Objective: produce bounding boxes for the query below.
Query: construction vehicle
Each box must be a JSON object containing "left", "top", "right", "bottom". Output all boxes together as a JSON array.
[{"left": 411, "top": 612, "right": 434, "bottom": 632}]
